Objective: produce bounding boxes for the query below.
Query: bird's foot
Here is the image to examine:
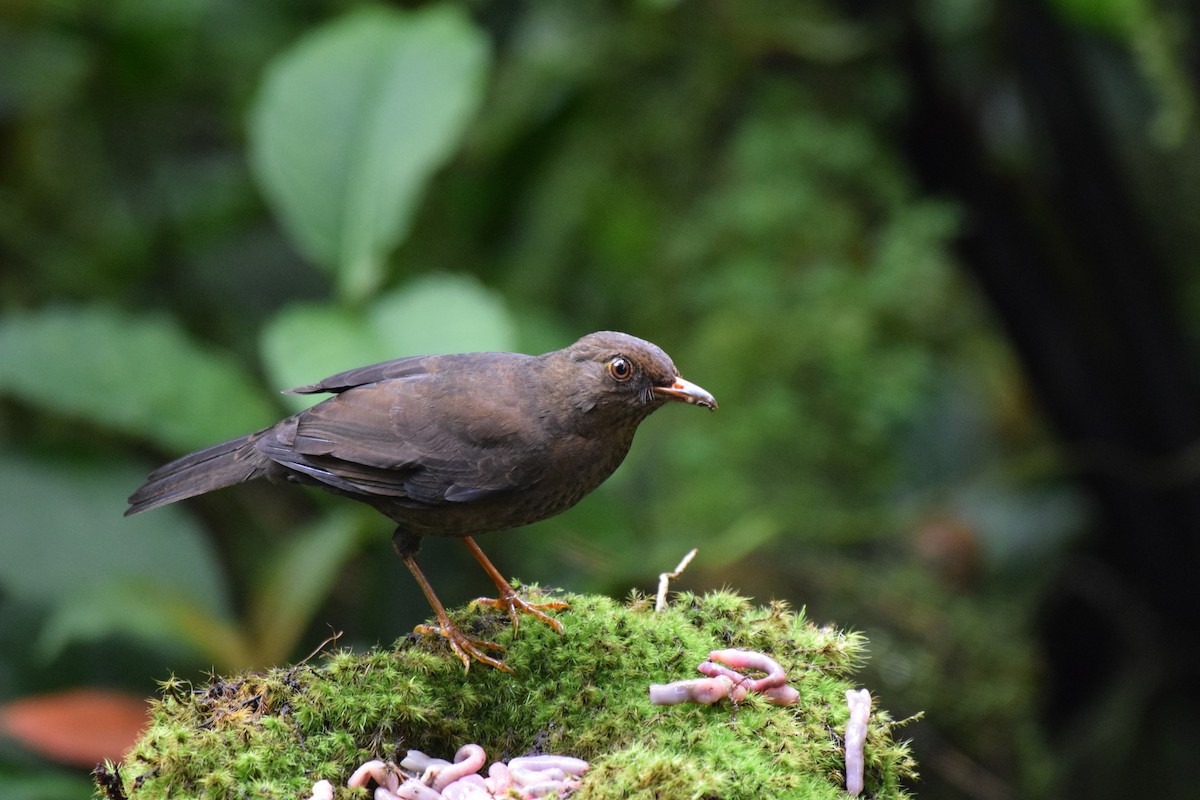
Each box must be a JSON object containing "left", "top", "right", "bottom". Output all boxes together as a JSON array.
[
  {"left": 472, "top": 585, "right": 570, "bottom": 635},
  {"left": 413, "top": 621, "right": 513, "bottom": 674}
]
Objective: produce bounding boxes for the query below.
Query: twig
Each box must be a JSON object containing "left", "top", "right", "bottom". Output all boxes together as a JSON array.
[
  {"left": 656, "top": 548, "right": 698, "bottom": 611},
  {"left": 297, "top": 628, "right": 343, "bottom": 667}
]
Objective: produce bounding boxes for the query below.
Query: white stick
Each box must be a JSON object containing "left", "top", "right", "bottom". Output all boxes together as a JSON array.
[{"left": 656, "top": 548, "right": 698, "bottom": 611}]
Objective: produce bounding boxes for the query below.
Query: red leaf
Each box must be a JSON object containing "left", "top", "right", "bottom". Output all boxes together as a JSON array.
[{"left": 0, "top": 688, "right": 149, "bottom": 766}]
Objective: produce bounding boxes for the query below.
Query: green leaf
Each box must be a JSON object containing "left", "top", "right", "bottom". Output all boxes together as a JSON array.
[
  {"left": 36, "top": 581, "right": 250, "bottom": 672},
  {"left": 0, "top": 771, "right": 93, "bottom": 800},
  {"left": 247, "top": 508, "right": 371, "bottom": 665},
  {"left": 1051, "top": 0, "right": 1144, "bottom": 37},
  {"left": 248, "top": 5, "right": 490, "bottom": 302},
  {"left": 0, "top": 454, "right": 230, "bottom": 610},
  {"left": 258, "top": 305, "right": 386, "bottom": 408},
  {"left": 260, "top": 273, "right": 515, "bottom": 409},
  {"left": 367, "top": 272, "right": 517, "bottom": 357},
  {"left": 0, "top": 306, "right": 276, "bottom": 451},
  {"left": 0, "top": 453, "right": 233, "bottom": 651}
]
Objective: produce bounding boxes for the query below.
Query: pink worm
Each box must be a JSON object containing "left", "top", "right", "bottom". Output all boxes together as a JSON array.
[
  {"left": 507, "top": 755, "right": 590, "bottom": 776},
  {"left": 707, "top": 648, "right": 799, "bottom": 705},
  {"left": 431, "top": 743, "right": 487, "bottom": 791},
  {"left": 393, "top": 779, "right": 442, "bottom": 800},
  {"left": 707, "top": 648, "right": 787, "bottom": 690},
  {"left": 305, "top": 779, "right": 334, "bottom": 800},
  {"left": 520, "top": 779, "right": 577, "bottom": 798},
  {"left": 348, "top": 760, "right": 399, "bottom": 792},
  {"left": 844, "top": 688, "right": 871, "bottom": 796},
  {"left": 649, "top": 675, "right": 743, "bottom": 705},
  {"left": 440, "top": 773, "right": 491, "bottom": 799}
]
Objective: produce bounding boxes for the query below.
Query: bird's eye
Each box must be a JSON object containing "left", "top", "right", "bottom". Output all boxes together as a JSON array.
[{"left": 607, "top": 357, "right": 633, "bottom": 381}]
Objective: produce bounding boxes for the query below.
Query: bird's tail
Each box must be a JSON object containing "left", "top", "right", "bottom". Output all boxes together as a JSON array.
[{"left": 125, "top": 431, "right": 270, "bottom": 516}]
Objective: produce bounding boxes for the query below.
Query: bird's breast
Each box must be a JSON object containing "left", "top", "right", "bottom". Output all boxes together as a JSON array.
[{"left": 383, "top": 431, "right": 635, "bottom": 538}]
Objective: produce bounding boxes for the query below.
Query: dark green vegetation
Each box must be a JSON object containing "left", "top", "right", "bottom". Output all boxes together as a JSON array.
[
  {"left": 105, "top": 591, "right": 916, "bottom": 800},
  {"left": 3, "top": 2, "right": 1200, "bottom": 799}
]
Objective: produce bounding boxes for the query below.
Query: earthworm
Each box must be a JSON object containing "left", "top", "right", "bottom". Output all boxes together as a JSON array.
[
  {"left": 844, "top": 688, "right": 872, "bottom": 796},
  {"left": 431, "top": 744, "right": 487, "bottom": 791},
  {"left": 649, "top": 675, "right": 739, "bottom": 705}
]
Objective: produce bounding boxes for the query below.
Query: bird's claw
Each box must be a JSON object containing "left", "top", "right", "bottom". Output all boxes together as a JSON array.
[
  {"left": 413, "top": 623, "right": 513, "bottom": 673},
  {"left": 471, "top": 589, "right": 569, "bottom": 635}
]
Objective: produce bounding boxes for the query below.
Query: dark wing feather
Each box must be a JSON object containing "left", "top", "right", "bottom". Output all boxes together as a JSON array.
[
  {"left": 285, "top": 355, "right": 433, "bottom": 395},
  {"left": 261, "top": 355, "right": 545, "bottom": 507}
]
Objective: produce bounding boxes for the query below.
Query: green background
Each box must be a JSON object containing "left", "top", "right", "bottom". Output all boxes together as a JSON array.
[{"left": 3, "top": 1, "right": 1199, "bottom": 797}]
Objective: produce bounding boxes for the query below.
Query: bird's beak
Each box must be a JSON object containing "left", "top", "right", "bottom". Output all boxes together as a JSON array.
[{"left": 654, "top": 377, "right": 718, "bottom": 410}]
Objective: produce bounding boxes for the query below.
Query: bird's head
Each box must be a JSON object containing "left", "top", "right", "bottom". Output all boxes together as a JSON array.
[{"left": 556, "top": 331, "right": 717, "bottom": 424}]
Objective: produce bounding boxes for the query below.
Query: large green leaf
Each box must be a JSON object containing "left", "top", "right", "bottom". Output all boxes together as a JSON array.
[
  {"left": 247, "top": 508, "right": 372, "bottom": 665},
  {"left": 260, "top": 273, "right": 516, "bottom": 409},
  {"left": 0, "top": 454, "right": 231, "bottom": 619},
  {"left": 0, "top": 306, "right": 276, "bottom": 451},
  {"left": 36, "top": 581, "right": 249, "bottom": 672},
  {"left": 0, "top": 772, "right": 92, "bottom": 800},
  {"left": 248, "top": 5, "right": 490, "bottom": 302},
  {"left": 0, "top": 452, "right": 250, "bottom": 669}
]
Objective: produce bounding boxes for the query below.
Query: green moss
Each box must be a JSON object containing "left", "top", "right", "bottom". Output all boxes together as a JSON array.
[{"left": 100, "top": 590, "right": 918, "bottom": 799}]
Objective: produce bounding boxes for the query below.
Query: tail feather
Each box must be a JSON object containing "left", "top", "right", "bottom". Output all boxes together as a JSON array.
[{"left": 126, "top": 432, "right": 270, "bottom": 516}]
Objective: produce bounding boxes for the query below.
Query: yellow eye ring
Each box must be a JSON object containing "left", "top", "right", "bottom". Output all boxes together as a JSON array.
[{"left": 607, "top": 357, "right": 633, "bottom": 381}]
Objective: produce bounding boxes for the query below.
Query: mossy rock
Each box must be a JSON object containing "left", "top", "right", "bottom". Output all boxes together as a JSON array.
[{"left": 100, "top": 590, "right": 918, "bottom": 799}]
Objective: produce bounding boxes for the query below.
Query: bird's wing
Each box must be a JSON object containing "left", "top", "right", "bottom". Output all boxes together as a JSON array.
[
  {"left": 285, "top": 355, "right": 432, "bottom": 395},
  {"left": 260, "top": 365, "right": 544, "bottom": 507}
]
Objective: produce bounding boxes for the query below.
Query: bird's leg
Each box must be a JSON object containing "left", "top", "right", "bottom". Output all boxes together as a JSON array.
[
  {"left": 393, "top": 531, "right": 511, "bottom": 673},
  {"left": 401, "top": 553, "right": 512, "bottom": 673},
  {"left": 462, "top": 536, "right": 569, "bottom": 634}
]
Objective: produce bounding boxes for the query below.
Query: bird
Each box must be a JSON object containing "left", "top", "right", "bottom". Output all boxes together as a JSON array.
[{"left": 126, "top": 331, "right": 716, "bottom": 671}]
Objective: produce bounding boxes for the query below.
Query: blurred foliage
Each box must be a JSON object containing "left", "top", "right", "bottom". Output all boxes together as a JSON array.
[
  {"left": 1050, "top": 0, "right": 1195, "bottom": 144},
  {"left": 0, "top": 306, "right": 275, "bottom": 449},
  {"left": 2, "top": 0, "right": 1198, "bottom": 798},
  {"left": 249, "top": 5, "right": 490, "bottom": 302},
  {"left": 262, "top": 272, "right": 516, "bottom": 411}
]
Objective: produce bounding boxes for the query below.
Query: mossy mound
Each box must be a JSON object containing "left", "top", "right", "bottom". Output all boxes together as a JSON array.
[{"left": 100, "top": 589, "right": 918, "bottom": 799}]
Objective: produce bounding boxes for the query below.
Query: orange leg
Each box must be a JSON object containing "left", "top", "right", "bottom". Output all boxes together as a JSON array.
[
  {"left": 462, "top": 536, "right": 569, "bottom": 634},
  {"left": 401, "top": 552, "right": 512, "bottom": 673}
]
